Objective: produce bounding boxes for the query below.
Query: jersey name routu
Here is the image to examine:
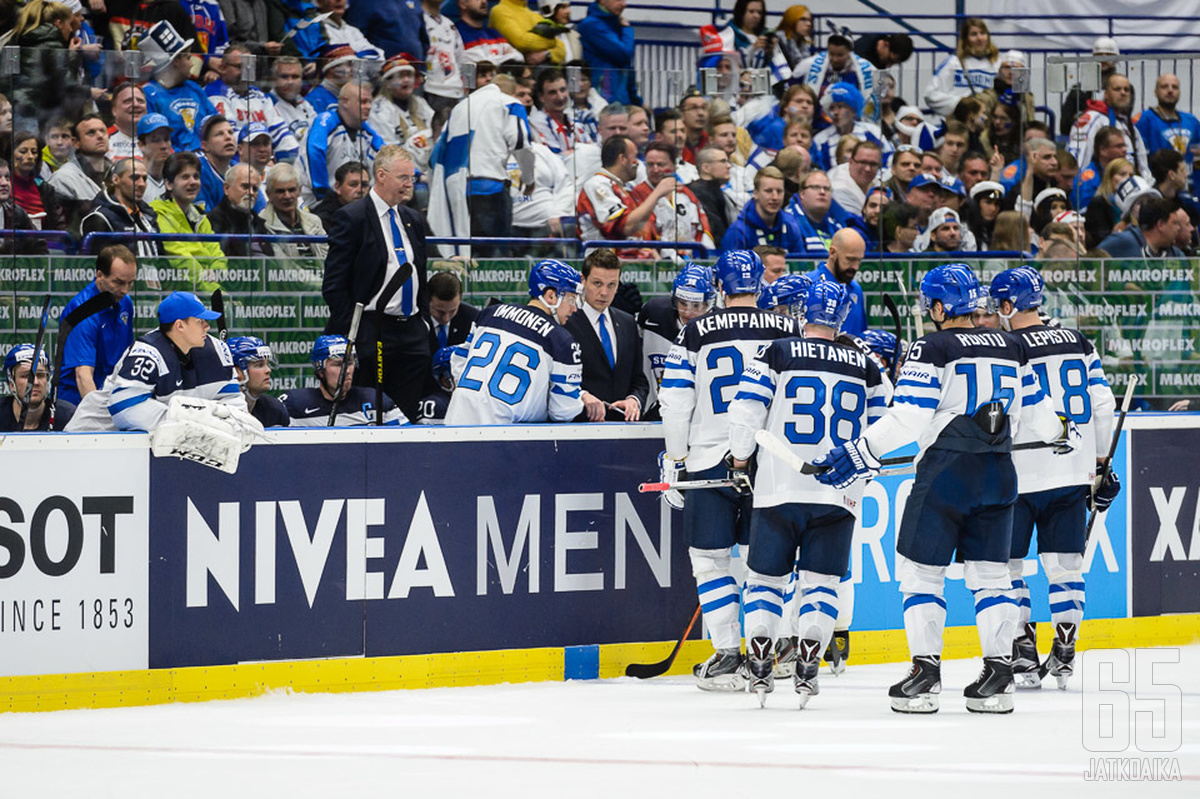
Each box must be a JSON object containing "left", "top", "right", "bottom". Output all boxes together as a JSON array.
[
  {"left": 730, "top": 335, "right": 892, "bottom": 513},
  {"left": 446, "top": 303, "right": 583, "bottom": 425},
  {"left": 660, "top": 306, "right": 800, "bottom": 472}
]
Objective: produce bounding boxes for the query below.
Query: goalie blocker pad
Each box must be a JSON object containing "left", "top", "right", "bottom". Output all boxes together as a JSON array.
[{"left": 150, "top": 395, "right": 265, "bottom": 474}]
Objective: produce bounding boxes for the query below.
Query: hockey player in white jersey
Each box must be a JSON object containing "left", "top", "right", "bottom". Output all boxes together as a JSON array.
[
  {"left": 637, "top": 263, "right": 715, "bottom": 420},
  {"left": 989, "top": 267, "right": 1117, "bottom": 689},
  {"left": 658, "top": 249, "right": 801, "bottom": 691},
  {"left": 811, "top": 263, "right": 1067, "bottom": 714},
  {"left": 282, "top": 335, "right": 410, "bottom": 427},
  {"left": 729, "top": 280, "right": 892, "bottom": 707},
  {"left": 445, "top": 260, "right": 584, "bottom": 425}
]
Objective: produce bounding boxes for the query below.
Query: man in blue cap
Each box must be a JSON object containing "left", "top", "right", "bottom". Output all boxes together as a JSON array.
[
  {"left": 136, "top": 113, "right": 175, "bottom": 204},
  {"left": 66, "top": 291, "right": 245, "bottom": 432}
]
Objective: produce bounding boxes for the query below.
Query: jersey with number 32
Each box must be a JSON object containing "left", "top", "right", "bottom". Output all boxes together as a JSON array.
[
  {"left": 659, "top": 307, "right": 799, "bottom": 471},
  {"left": 446, "top": 303, "right": 583, "bottom": 425}
]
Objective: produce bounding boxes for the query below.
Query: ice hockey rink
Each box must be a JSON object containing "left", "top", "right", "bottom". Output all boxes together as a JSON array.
[{"left": 2, "top": 646, "right": 1196, "bottom": 798}]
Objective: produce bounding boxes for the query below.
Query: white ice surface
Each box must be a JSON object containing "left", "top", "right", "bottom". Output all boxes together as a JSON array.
[{"left": 2, "top": 647, "right": 1198, "bottom": 798}]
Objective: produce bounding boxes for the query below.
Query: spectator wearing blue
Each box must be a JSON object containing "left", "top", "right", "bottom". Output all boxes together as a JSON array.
[
  {"left": 197, "top": 114, "right": 236, "bottom": 213},
  {"left": 138, "top": 20, "right": 220, "bottom": 156},
  {"left": 810, "top": 83, "right": 891, "bottom": 172},
  {"left": 1070, "top": 126, "right": 1128, "bottom": 210},
  {"left": 58, "top": 245, "right": 138, "bottom": 406},
  {"left": 1098, "top": 195, "right": 1183, "bottom": 258},
  {"left": 306, "top": 45, "right": 360, "bottom": 116},
  {"left": 807, "top": 228, "right": 867, "bottom": 337},
  {"left": 298, "top": 81, "right": 384, "bottom": 205},
  {"left": 721, "top": 166, "right": 803, "bottom": 252},
  {"left": 577, "top": 0, "right": 640, "bottom": 105},
  {"left": 345, "top": 0, "right": 429, "bottom": 59},
  {"left": 785, "top": 169, "right": 844, "bottom": 257},
  {"left": 137, "top": 113, "right": 175, "bottom": 205},
  {"left": 1136, "top": 73, "right": 1200, "bottom": 189}
]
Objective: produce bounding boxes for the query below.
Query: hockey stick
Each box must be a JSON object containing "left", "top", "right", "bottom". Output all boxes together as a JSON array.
[
  {"left": 881, "top": 294, "right": 904, "bottom": 384},
  {"left": 625, "top": 603, "right": 702, "bottom": 679},
  {"left": 897, "top": 276, "right": 924, "bottom": 340},
  {"left": 327, "top": 302, "right": 365, "bottom": 427},
  {"left": 370, "top": 262, "right": 415, "bottom": 426},
  {"left": 638, "top": 478, "right": 737, "bottom": 492},
  {"left": 376, "top": 333, "right": 384, "bottom": 426},
  {"left": 753, "top": 428, "right": 912, "bottom": 475},
  {"left": 17, "top": 295, "right": 52, "bottom": 430},
  {"left": 47, "top": 290, "right": 116, "bottom": 430},
  {"left": 210, "top": 289, "right": 227, "bottom": 340},
  {"left": 1085, "top": 375, "right": 1138, "bottom": 541}
]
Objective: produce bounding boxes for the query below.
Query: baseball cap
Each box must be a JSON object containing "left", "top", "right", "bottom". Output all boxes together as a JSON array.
[
  {"left": 237, "top": 122, "right": 271, "bottom": 145},
  {"left": 1053, "top": 210, "right": 1086, "bottom": 225},
  {"left": 970, "top": 180, "right": 1005, "bottom": 201},
  {"left": 158, "top": 291, "right": 222, "bottom": 324},
  {"left": 1114, "top": 175, "right": 1160, "bottom": 217},
  {"left": 907, "top": 173, "right": 942, "bottom": 192},
  {"left": 198, "top": 113, "right": 229, "bottom": 141},
  {"left": 1093, "top": 36, "right": 1120, "bottom": 56},
  {"left": 928, "top": 206, "right": 960, "bottom": 231},
  {"left": 136, "top": 113, "right": 171, "bottom": 138},
  {"left": 1000, "top": 49, "right": 1027, "bottom": 67},
  {"left": 937, "top": 176, "right": 966, "bottom": 197}
]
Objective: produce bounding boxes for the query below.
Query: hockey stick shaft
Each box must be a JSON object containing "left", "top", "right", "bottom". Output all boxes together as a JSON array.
[
  {"left": 881, "top": 294, "right": 904, "bottom": 384},
  {"left": 639, "top": 479, "right": 737, "bottom": 492},
  {"left": 18, "top": 295, "right": 52, "bottom": 430},
  {"left": 211, "top": 289, "right": 227, "bottom": 340},
  {"left": 48, "top": 291, "right": 116, "bottom": 430},
  {"left": 753, "top": 428, "right": 911, "bottom": 474},
  {"left": 625, "top": 603, "right": 702, "bottom": 679},
  {"left": 376, "top": 337, "right": 383, "bottom": 426},
  {"left": 1086, "top": 375, "right": 1138, "bottom": 540},
  {"left": 327, "top": 303, "right": 365, "bottom": 427}
]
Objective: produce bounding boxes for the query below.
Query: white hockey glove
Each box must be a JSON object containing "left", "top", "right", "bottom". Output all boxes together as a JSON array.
[
  {"left": 811, "top": 439, "right": 881, "bottom": 490},
  {"left": 150, "top": 396, "right": 266, "bottom": 474},
  {"left": 1052, "top": 413, "right": 1081, "bottom": 455},
  {"left": 658, "top": 451, "right": 686, "bottom": 510}
]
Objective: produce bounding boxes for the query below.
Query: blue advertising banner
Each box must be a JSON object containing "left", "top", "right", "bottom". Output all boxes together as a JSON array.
[{"left": 148, "top": 431, "right": 693, "bottom": 669}]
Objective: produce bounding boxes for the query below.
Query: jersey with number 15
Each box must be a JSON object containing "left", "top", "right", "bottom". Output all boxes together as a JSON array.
[
  {"left": 445, "top": 303, "right": 584, "bottom": 425},
  {"left": 659, "top": 306, "right": 800, "bottom": 471}
]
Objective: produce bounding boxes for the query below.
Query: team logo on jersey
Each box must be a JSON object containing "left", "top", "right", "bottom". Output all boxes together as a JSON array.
[
  {"left": 1003, "top": 164, "right": 1018, "bottom": 179},
  {"left": 1080, "top": 167, "right": 1096, "bottom": 181}
]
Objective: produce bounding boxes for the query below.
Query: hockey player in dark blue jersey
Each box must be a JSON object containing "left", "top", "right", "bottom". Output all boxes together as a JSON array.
[
  {"left": 2, "top": 344, "right": 74, "bottom": 431},
  {"left": 659, "top": 250, "right": 802, "bottom": 691},
  {"left": 227, "top": 336, "right": 290, "bottom": 428},
  {"left": 416, "top": 346, "right": 454, "bottom": 424},
  {"left": 729, "top": 280, "right": 892, "bottom": 707},
  {"left": 861, "top": 329, "right": 899, "bottom": 375},
  {"left": 638, "top": 263, "right": 716, "bottom": 420},
  {"left": 812, "top": 264, "right": 1066, "bottom": 714},
  {"left": 990, "top": 267, "right": 1117, "bottom": 689},
  {"left": 757, "top": 273, "right": 812, "bottom": 317},
  {"left": 282, "top": 335, "right": 409, "bottom": 427}
]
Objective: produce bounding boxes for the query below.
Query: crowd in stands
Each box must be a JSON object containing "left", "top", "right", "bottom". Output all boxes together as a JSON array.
[{"left": 0, "top": 0, "right": 1196, "bottom": 260}]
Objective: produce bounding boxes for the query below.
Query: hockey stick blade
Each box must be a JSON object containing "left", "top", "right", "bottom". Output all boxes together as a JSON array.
[
  {"left": 48, "top": 290, "right": 116, "bottom": 430},
  {"left": 327, "top": 302, "right": 365, "bottom": 427},
  {"left": 210, "top": 289, "right": 227, "bottom": 340},
  {"left": 639, "top": 479, "right": 736, "bottom": 492},
  {"left": 882, "top": 294, "right": 904, "bottom": 383},
  {"left": 625, "top": 603, "right": 702, "bottom": 679}
]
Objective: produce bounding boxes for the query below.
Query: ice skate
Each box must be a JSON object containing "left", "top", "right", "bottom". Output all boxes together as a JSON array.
[
  {"left": 693, "top": 649, "right": 747, "bottom": 692},
  {"left": 774, "top": 635, "right": 797, "bottom": 679},
  {"left": 747, "top": 636, "right": 775, "bottom": 707},
  {"left": 889, "top": 656, "right": 941, "bottom": 714},
  {"left": 964, "top": 656, "right": 1015, "bottom": 713},
  {"left": 1012, "top": 622, "right": 1042, "bottom": 689},
  {"left": 1039, "top": 623, "right": 1077, "bottom": 690},
  {"left": 824, "top": 630, "right": 849, "bottom": 676},
  {"left": 793, "top": 639, "right": 822, "bottom": 709}
]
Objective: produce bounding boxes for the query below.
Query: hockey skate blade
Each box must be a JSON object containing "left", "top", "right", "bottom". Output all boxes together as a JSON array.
[
  {"left": 697, "top": 674, "right": 747, "bottom": 693},
  {"left": 824, "top": 658, "right": 846, "bottom": 677},
  {"left": 890, "top": 694, "right": 939, "bottom": 714},
  {"left": 965, "top": 692, "right": 1015, "bottom": 714},
  {"left": 1014, "top": 671, "right": 1043, "bottom": 690},
  {"left": 754, "top": 686, "right": 770, "bottom": 708},
  {"left": 1054, "top": 672, "right": 1070, "bottom": 690}
]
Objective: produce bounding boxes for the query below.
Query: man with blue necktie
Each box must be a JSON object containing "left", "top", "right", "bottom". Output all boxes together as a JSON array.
[
  {"left": 564, "top": 248, "right": 649, "bottom": 421},
  {"left": 322, "top": 145, "right": 432, "bottom": 421}
]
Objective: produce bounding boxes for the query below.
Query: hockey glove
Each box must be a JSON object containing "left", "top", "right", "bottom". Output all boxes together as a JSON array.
[
  {"left": 658, "top": 451, "right": 686, "bottom": 510},
  {"left": 1052, "top": 413, "right": 1081, "bottom": 455},
  {"left": 1091, "top": 470, "right": 1121, "bottom": 512},
  {"left": 811, "top": 439, "right": 881, "bottom": 490},
  {"left": 724, "top": 453, "right": 753, "bottom": 496}
]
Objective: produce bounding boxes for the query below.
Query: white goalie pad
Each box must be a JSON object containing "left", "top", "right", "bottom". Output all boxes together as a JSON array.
[{"left": 150, "top": 396, "right": 266, "bottom": 474}]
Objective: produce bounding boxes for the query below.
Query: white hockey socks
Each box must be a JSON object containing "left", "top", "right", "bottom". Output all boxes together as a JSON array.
[
  {"left": 902, "top": 593, "right": 947, "bottom": 658},
  {"left": 796, "top": 571, "right": 840, "bottom": 653},
  {"left": 833, "top": 571, "right": 855, "bottom": 633},
  {"left": 781, "top": 559, "right": 800, "bottom": 638},
  {"left": 690, "top": 547, "right": 742, "bottom": 651},
  {"left": 744, "top": 570, "right": 789, "bottom": 644},
  {"left": 1042, "top": 552, "right": 1086, "bottom": 630},
  {"left": 1007, "top": 558, "right": 1032, "bottom": 628}
]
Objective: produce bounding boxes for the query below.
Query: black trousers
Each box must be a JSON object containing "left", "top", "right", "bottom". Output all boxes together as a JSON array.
[
  {"left": 353, "top": 313, "right": 431, "bottom": 423},
  {"left": 467, "top": 191, "right": 512, "bottom": 258}
]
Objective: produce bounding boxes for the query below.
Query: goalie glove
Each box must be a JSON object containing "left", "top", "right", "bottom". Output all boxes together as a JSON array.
[
  {"left": 724, "top": 453, "right": 752, "bottom": 497},
  {"left": 1090, "top": 469, "right": 1120, "bottom": 512},
  {"left": 150, "top": 396, "right": 267, "bottom": 474},
  {"left": 658, "top": 451, "right": 686, "bottom": 510},
  {"left": 811, "top": 438, "right": 880, "bottom": 490},
  {"left": 1052, "top": 413, "right": 1081, "bottom": 455}
]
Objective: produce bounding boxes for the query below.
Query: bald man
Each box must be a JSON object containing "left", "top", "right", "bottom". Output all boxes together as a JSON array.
[
  {"left": 1136, "top": 73, "right": 1200, "bottom": 183},
  {"left": 807, "top": 228, "right": 868, "bottom": 336}
]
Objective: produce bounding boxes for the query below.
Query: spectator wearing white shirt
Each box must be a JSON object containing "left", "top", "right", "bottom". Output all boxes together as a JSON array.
[{"left": 831, "top": 139, "right": 884, "bottom": 216}]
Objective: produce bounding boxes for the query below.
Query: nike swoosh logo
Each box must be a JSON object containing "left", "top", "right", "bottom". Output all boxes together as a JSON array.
[
  {"left": 175, "top": 380, "right": 183, "bottom": 386},
  {"left": 644, "top": 321, "right": 658, "bottom": 328},
  {"left": 305, "top": 407, "right": 321, "bottom": 413}
]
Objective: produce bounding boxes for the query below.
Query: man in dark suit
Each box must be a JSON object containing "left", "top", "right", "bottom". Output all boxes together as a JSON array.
[
  {"left": 322, "top": 145, "right": 432, "bottom": 421},
  {"left": 565, "top": 248, "right": 649, "bottom": 421},
  {"left": 427, "top": 271, "right": 479, "bottom": 351}
]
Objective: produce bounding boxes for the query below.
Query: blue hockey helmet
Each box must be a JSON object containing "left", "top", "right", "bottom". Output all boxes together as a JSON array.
[
  {"left": 4, "top": 343, "right": 48, "bottom": 380},
  {"left": 758, "top": 272, "right": 813, "bottom": 316},
  {"left": 821, "top": 82, "right": 865, "bottom": 118},
  {"left": 989, "top": 266, "right": 1045, "bottom": 313},
  {"left": 673, "top": 262, "right": 716, "bottom": 306},
  {"left": 861, "top": 329, "right": 899, "bottom": 364},
  {"left": 715, "top": 249, "right": 764, "bottom": 296},
  {"left": 920, "top": 263, "right": 983, "bottom": 318},
  {"left": 310, "top": 334, "right": 352, "bottom": 371},
  {"left": 804, "top": 279, "right": 851, "bottom": 330},
  {"left": 227, "top": 336, "right": 277, "bottom": 370},
  {"left": 528, "top": 258, "right": 583, "bottom": 300}
]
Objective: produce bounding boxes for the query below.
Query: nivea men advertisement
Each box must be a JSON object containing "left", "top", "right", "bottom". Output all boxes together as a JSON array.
[
  {"left": 147, "top": 433, "right": 696, "bottom": 668},
  {"left": 1129, "top": 427, "right": 1200, "bottom": 616}
]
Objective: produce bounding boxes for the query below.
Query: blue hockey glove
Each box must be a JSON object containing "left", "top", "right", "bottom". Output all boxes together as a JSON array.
[
  {"left": 811, "top": 439, "right": 881, "bottom": 490},
  {"left": 1091, "top": 470, "right": 1120, "bottom": 512},
  {"left": 658, "top": 451, "right": 686, "bottom": 510}
]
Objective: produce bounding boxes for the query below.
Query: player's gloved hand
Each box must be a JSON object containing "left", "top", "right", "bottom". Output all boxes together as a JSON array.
[
  {"left": 1052, "top": 413, "right": 1080, "bottom": 455},
  {"left": 811, "top": 439, "right": 881, "bottom": 490},
  {"left": 1091, "top": 470, "right": 1121, "bottom": 512},
  {"left": 658, "top": 451, "right": 686, "bottom": 510},
  {"left": 724, "top": 453, "right": 752, "bottom": 496}
]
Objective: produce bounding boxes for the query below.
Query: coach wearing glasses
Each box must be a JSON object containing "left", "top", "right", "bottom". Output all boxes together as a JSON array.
[{"left": 323, "top": 145, "right": 432, "bottom": 421}]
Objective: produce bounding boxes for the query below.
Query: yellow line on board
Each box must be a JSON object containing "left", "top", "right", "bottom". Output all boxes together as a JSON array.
[{"left": 2, "top": 615, "right": 1197, "bottom": 713}]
